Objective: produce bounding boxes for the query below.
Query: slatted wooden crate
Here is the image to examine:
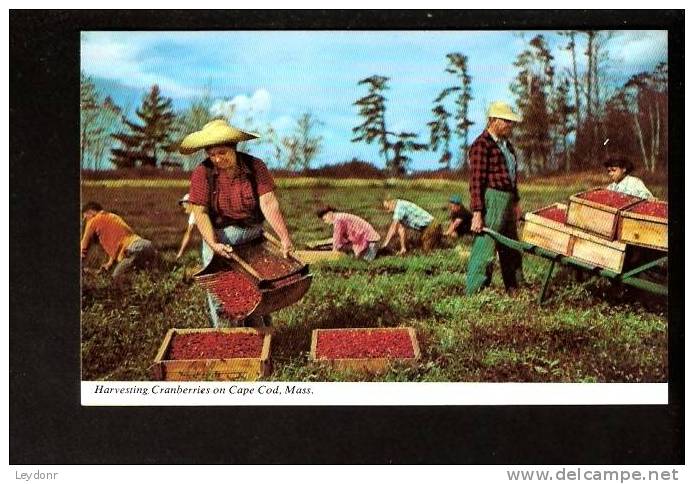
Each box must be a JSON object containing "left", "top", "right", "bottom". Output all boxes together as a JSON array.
[
  {"left": 567, "top": 188, "right": 642, "bottom": 239},
  {"left": 619, "top": 200, "right": 668, "bottom": 251},
  {"left": 310, "top": 327, "right": 421, "bottom": 374},
  {"left": 570, "top": 228, "right": 628, "bottom": 273},
  {"left": 522, "top": 203, "right": 628, "bottom": 273},
  {"left": 522, "top": 203, "right": 573, "bottom": 255},
  {"left": 152, "top": 328, "right": 272, "bottom": 381},
  {"left": 294, "top": 250, "right": 346, "bottom": 264}
]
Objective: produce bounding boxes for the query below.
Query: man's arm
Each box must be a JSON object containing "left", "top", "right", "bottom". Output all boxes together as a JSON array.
[
  {"left": 259, "top": 191, "right": 293, "bottom": 257},
  {"left": 468, "top": 140, "right": 488, "bottom": 233},
  {"left": 444, "top": 218, "right": 462, "bottom": 236},
  {"left": 381, "top": 220, "right": 399, "bottom": 248},
  {"left": 80, "top": 219, "right": 95, "bottom": 259}
]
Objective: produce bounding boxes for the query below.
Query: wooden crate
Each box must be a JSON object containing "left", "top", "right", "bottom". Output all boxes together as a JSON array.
[
  {"left": 619, "top": 201, "right": 668, "bottom": 251},
  {"left": 310, "top": 327, "right": 421, "bottom": 374},
  {"left": 522, "top": 203, "right": 573, "bottom": 255},
  {"left": 567, "top": 189, "right": 642, "bottom": 239},
  {"left": 152, "top": 328, "right": 272, "bottom": 381},
  {"left": 294, "top": 250, "right": 346, "bottom": 264},
  {"left": 570, "top": 227, "right": 627, "bottom": 273}
]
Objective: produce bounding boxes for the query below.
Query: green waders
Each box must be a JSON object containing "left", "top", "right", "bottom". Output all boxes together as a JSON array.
[{"left": 465, "top": 188, "right": 523, "bottom": 295}]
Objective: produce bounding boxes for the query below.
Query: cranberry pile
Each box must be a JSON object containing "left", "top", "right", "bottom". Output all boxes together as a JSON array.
[
  {"left": 537, "top": 205, "right": 567, "bottom": 224},
  {"left": 578, "top": 189, "right": 641, "bottom": 208},
  {"left": 627, "top": 200, "right": 668, "bottom": 219},
  {"left": 198, "top": 272, "right": 261, "bottom": 319},
  {"left": 235, "top": 245, "right": 298, "bottom": 279},
  {"left": 167, "top": 332, "right": 264, "bottom": 360},
  {"left": 315, "top": 329, "right": 415, "bottom": 359}
]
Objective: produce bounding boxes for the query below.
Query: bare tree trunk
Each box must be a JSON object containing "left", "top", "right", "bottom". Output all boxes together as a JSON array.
[
  {"left": 654, "top": 102, "right": 661, "bottom": 172},
  {"left": 569, "top": 31, "right": 582, "bottom": 130},
  {"left": 632, "top": 113, "right": 648, "bottom": 170},
  {"left": 586, "top": 31, "right": 594, "bottom": 122}
]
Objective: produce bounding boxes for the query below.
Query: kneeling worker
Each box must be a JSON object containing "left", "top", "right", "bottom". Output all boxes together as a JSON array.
[{"left": 444, "top": 194, "right": 473, "bottom": 238}]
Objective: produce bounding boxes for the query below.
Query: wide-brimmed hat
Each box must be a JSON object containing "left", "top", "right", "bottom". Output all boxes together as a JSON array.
[
  {"left": 178, "top": 193, "right": 190, "bottom": 205},
  {"left": 179, "top": 119, "right": 259, "bottom": 155},
  {"left": 487, "top": 101, "right": 522, "bottom": 122},
  {"left": 603, "top": 157, "right": 634, "bottom": 174}
]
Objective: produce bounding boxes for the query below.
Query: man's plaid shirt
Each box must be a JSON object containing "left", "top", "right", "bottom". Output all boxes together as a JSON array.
[{"left": 468, "top": 130, "right": 520, "bottom": 212}]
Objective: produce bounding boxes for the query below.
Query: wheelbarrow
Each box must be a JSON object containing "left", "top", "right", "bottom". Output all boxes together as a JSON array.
[
  {"left": 482, "top": 228, "right": 668, "bottom": 305},
  {"left": 194, "top": 233, "right": 313, "bottom": 321}
]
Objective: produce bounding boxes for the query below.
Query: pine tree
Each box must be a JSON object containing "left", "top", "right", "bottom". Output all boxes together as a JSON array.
[
  {"left": 429, "top": 54, "right": 474, "bottom": 170},
  {"left": 111, "top": 84, "right": 176, "bottom": 168},
  {"left": 427, "top": 102, "right": 453, "bottom": 169},
  {"left": 80, "top": 73, "right": 103, "bottom": 169},
  {"left": 389, "top": 132, "right": 428, "bottom": 176},
  {"left": 352, "top": 75, "right": 392, "bottom": 171},
  {"left": 445, "top": 53, "right": 474, "bottom": 168}
]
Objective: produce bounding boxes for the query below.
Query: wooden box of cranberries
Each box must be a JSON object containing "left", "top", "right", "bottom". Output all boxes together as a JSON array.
[
  {"left": 310, "top": 327, "right": 421, "bottom": 374},
  {"left": 522, "top": 202, "right": 628, "bottom": 273},
  {"left": 152, "top": 327, "right": 272, "bottom": 381},
  {"left": 522, "top": 203, "right": 574, "bottom": 256},
  {"left": 619, "top": 200, "right": 668, "bottom": 251},
  {"left": 567, "top": 188, "right": 643, "bottom": 240},
  {"left": 194, "top": 234, "right": 313, "bottom": 322}
]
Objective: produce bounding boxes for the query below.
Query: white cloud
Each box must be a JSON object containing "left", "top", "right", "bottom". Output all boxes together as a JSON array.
[
  {"left": 210, "top": 89, "right": 273, "bottom": 126},
  {"left": 80, "top": 33, "right": 200, "bottom": 98}
]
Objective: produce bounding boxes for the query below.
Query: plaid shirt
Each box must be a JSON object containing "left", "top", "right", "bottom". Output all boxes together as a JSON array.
[
  {"left": 468, "top": 130, "right": 519, "bottom": 212},
  {"left": 188, "top": 153, "right": 276, "bottom": 221}
]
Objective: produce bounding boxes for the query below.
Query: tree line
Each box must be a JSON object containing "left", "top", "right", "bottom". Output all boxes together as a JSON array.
[
  {"left": 81, "top": 31, "right": 667, "bottom": 175},
  {"left": 351, "top": 32, "right": 668, "bottom": 176},
  {"left": 80, "top": 74, "right": 324, "bottom": 171}
]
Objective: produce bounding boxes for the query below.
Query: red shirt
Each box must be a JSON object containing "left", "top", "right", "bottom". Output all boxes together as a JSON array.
[
  {"left": 188, "top": 153, "right": 276, "bottom": 221},
  {"left": 468, "top": 130, "right": 519, "bottom": 212}
]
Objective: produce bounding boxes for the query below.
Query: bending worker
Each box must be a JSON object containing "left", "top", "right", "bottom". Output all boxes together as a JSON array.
[
  {"left": 466, "top": 101, "right": 524, "bottom": 295},
  {"left": 316, "top": 206, "right": 381, "bottom": 261},
  {"left": 81, "top": 201, "right": 158, "bottom": 279},
  {"left": 381, "top": 198, "right": 441, "bottom": 255},
  {"left": 179, "top": 119, "right": 294, "bottom": 327}
]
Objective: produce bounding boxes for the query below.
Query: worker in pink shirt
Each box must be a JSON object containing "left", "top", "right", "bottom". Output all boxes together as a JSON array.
[{"left": 316, "top": 206, "right": 381, "bottom": 261}]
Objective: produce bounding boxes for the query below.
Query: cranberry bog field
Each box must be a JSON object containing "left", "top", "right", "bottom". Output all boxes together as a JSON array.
[{"left": 81, "top": 177, "right": 668, "bottom": 382}]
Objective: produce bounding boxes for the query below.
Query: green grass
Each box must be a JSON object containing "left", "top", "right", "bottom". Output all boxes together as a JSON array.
[{"left": 80, "top": 178, "right": 668, "bottom": 382}]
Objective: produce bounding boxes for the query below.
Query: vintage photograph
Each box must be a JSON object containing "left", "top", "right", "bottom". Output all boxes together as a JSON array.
[{"left": 79, "top": 29, "right": 669, "bottom": 383}]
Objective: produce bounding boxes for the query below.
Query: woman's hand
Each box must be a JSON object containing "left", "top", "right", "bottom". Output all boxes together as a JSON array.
[
  {"left": 281, "top": 237, "right": 294, "bottom": 258},
  {"left": 211, "top": 242, "right": 234, "bottom": 259}
]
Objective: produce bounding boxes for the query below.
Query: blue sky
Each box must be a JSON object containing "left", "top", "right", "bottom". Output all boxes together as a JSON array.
[{"left": 81, "top": 30, "right": 668, "bottom": 171}]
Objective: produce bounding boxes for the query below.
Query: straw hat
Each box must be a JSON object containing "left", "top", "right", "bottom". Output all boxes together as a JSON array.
[
  {"left": 179, "top": 119, "right": 259, "bottom": 154},
  {"left": 487, "top": 101, "right": 522, "bottom": 122}
]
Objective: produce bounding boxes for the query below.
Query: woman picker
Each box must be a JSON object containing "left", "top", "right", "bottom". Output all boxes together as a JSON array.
[{"left": 179, "top": 119, "right": 294, "bottom": 328}]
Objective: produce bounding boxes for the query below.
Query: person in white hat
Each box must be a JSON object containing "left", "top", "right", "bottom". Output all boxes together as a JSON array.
[
  {"left": 175, "top": 193, "right": 196, "bottom": 260},
  {"left": 179, "top": 119, "right": 294, "bottom": 327},
  {"left": 466, "top": 101, "right": 524, "bottom": 295}
]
